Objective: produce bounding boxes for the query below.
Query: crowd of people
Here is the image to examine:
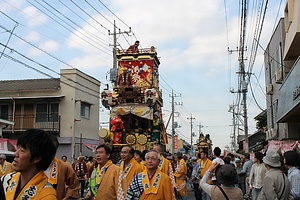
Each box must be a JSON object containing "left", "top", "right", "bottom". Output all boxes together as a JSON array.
[{"left": 0, "top": 128, "right": 299, "bottom": 200}]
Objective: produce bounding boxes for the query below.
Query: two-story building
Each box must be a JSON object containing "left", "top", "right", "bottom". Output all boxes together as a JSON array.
[
  {"left": 0, "top": 68, "right": 101, "bottom": 163},
  {"left": 264, "top": 0, "right": 300, "bottom": 142}
]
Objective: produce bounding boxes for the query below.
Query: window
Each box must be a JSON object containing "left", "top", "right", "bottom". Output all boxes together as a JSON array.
[
  {"left": 80, "top": 102, "right": 90, "bottom": 119},
  {"left": 0, "top": 105, "right": 9, "bottom": 120},
  {"left": 36, "top": 103, "right": 59, "bottom": 122}
]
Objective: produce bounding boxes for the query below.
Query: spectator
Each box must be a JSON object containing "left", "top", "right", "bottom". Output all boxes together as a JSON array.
[
  {"left": 235, "top": 158, "right": 246, "bottom": 194},
  {"left": 261, "top": 151, "right": 293, "bottom": 199},
  {"left": 199, "top": 150, "right": 212, "bottom": 200},
  {"left": 73, "top": 155, "right": 88, "bottom": 198},
  {"left": 1, "top": 129, "right": 57, "bottom": 199},
  {"left": 284, "top": 150, "right": 300, "bottom": 199},
  {"left": 211, "top": 147, "right": 225, "bottom": 185},
  {"left": 191, "top": 157, "right": 202, "bottom": 200},
  {"left": 48, "top": 135, "right": 79, "bottom": 200},
  {"left": 227, "top": 153, "right": 236, "bottom": 167},
  {"left": 200, "top": 163, "right": 243, "bottom": 200},
  {"left": 0, "top": 154, "right": 14, "bottom": 177},
  {"left": 174, "top": 152, "right": 188, "bottom": 200},
  {"left": 241, "top": 153, "right": 253, "bottom": 194},
  {"left": 134, "top": 150, "right": 146, "bottom": 171},
  {"left": 248, "top": 152, "right": 267, "bottom": 200}
]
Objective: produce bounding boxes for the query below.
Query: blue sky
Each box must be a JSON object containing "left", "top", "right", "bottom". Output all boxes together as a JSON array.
[{"left": 0, "top": 0, "right": 285, "bottom": 151}]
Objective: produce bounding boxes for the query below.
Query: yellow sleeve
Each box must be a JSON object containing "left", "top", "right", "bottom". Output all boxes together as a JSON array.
[{"left": 164, "top": 177, "right": 175, "bottom": 200}]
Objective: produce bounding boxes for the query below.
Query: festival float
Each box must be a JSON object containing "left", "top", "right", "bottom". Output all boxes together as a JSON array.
[{"left": 100, "top": 42, "right": 167, "bottom": 161}]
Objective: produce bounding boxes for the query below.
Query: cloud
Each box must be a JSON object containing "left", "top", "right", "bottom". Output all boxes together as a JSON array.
[
  {"left": 22, "top": 6, "right": 48, "bottom": 27},
  {"left": 0, "top": 0, "right": 23, "bottom": 12},
  {"left": 27, "top": 40, "right": 59, "bottom": 57},
  {"left": 24, "top": 31, "right": 40, "bottom": 43}
]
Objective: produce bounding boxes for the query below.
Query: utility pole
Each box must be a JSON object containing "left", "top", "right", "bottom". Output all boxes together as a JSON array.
[
  {"left": 197, "top": 122, "right": 204, "bottom": 137},
  {"left": 187, "top": 114, "right": 195, "bottom": 152},
  {"left": 169, "top": 90, "right": 182, "bottom": 156},
  {"left": 240, "top": 0, "right": 249, "bottom": 153},
  {"left": 109, "top": 20, "right": 131, "bottom": 69},
  {"left": 228, "top": 0, "right": 249, "bottom": 153},
  {"left": 108, "top": 21, "right": 131, "bottom": 84}
]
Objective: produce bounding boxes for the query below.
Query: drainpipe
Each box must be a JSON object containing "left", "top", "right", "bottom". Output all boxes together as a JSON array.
[{"left": 11, "top": 97, "right": 15, "bottom": 133}]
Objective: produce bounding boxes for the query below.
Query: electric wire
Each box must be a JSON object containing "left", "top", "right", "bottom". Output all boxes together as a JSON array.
[{"left": 25, "top": 0, "right": 111, "bottom": 55}]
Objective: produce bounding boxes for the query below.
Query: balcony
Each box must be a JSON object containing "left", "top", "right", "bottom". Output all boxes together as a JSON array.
[{"left": 2, "top": 115, "right": 60, "bottom": 134}]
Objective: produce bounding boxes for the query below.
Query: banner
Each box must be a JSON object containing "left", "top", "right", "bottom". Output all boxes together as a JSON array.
[{"left": 84, "top": 143, "right": 97, "bottom": 152}]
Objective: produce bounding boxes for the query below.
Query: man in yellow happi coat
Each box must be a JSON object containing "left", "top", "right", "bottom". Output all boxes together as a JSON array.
[
  {"left": 134, "top": 150, "right": 146, "bottom": 171},
  {"left": 153, "top": 144, "right": 176, "bottom": 186},
  {"left": 84, "top": 144, "right": 119, "bottom": 200},
  {"left": 174, "top": 152, "right": 188, "bottom": 199},
  {"left": 46, "top": 136, "right": 79, "bottom": 200},
  {"left": 117, "top": 145, "right": 143, "bottom": 199},
  {"left": 1, "top": 129, "right": 57, "bottom": 199},
  {"left": 126, "top": 149, "right": 175, "bottom": 199},
  {"left": 0, "top": 154, "right": 14, "bottom": 177}
]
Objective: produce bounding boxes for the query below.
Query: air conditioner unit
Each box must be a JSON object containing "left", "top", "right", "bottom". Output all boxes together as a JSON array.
[
  {"left": 271, "top": 128, "right": 278, "bottom": 138},
  {"left": 266, "top": 84, "right": 273, "bottom": 95},
  {"left": 275, "top": 69, "right": 283, "bottom": 83}
]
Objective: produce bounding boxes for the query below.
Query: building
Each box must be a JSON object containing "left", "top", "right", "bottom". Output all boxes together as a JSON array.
[
  {"left": 0, "top": 69, "right": 101, "bottom": 163},
  {"left": 264, "top": 0, "right": 300, "bottom": 142}
]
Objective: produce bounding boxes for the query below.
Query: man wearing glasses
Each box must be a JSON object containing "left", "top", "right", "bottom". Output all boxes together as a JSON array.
[
  {"left": 126, "top": 150, "right": 174, "bottom": 199},
  {"left": 117, "top": 145, "right": 142, "bottom": 199}
]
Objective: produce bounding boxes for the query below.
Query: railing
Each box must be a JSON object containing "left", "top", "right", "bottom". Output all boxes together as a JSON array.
[
  {"left": 117, "top": 47, "right": 156, "bottom": 55},
  {"left": 3, "top": 115, "right": 60, "bottom": 133}
]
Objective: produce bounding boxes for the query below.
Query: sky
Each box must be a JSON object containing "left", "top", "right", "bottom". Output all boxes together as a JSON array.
[{"left": 0, "top": 0, "right": 286, "bottom": 152}]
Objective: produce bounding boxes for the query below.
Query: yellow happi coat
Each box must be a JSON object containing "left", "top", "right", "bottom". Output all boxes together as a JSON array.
[
  {"left": 47, "top": 157, "right": 79, "bottom": 200},
  {"left": 95, "top": 161, "right": 119, "bottom": 200},
  {"left": 173, "top": 158, "right": 188, "bottom": 196},
  {"left": 139, "top": 160, "right": 146, "bottom": 171},
  {"left": 118, "top": 157, "right": 142, "bottom": 198},
  {"left": 158, "top": 155, "right": 176, "bottom": 188},
  {"left": 125, "top": 168, "right": 175, "bottom": 200},
  {"left": 5, "top": 171, "right": 57, "bottom": 200},
  {"left": 0, "top": 160, "right": 14, "bottom": 177}
]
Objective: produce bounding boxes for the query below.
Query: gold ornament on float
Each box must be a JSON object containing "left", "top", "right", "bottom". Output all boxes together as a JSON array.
[
  {"left": 137, "top": 134, "right": 148, "bottom": 145},
  {"left": 125, "top": 134, "right": 136, "bottom": 145}
]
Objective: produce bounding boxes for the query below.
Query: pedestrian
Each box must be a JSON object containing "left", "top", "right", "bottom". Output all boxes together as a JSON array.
[
  {"left": 126, "top": 150, "right": 174, "bottom": 199},
  {"left": 134, "top": 150, "right": 146, "bottom": 171},
  {"left": 284, "top": 150, "right": 300, "bottom": 199},
  {"left": 73, "top": 155, "right": 88, "bottom": 198},
  {"left": 191, "top": 157, "right": 202, "bottom": 200},
  {"left": 240, "top": 153, "right": 253, "bottom": 195},
  {"left": 1, "top": 129, "right": 57, "bottom": 199},
  {"left": 248, "top": 152, "right": 267, "bottom": 200},
  {"left": 200, "top": 163, "right": 243, "bottom": 200},
  {"left": 199, "top": 150, "right": 212, "bottom": 200},
  {"left": 117, "top": 145, "right": 142, "bottom": 199},
  {"left": 90, "top": 144, "right": 120, "bottom": 200},
  {"left": 235, "top": 158, "right": 246, "bottom": 194},
  {"left": 261, "top": 151, "right": 293, "bottom": 199},
  {"left": 47, "top": 135, "right": 79, "bottom": 200},
  {"left": 152, "top": 144, "right": 176, "bottom": 188},
  {"left": 174, "top": 152, "right": 188, "bottom": 200},
  {"left": 211, "top": 147, "right": 225, "bottom": 185},
  {"left": 0, "top": 154, "right": 14, "bottom": 177}
]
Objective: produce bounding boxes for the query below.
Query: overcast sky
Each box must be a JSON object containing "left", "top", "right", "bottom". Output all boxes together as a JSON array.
[{"left": 0, "top": 0, "right": 285, "bottom": 152}]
